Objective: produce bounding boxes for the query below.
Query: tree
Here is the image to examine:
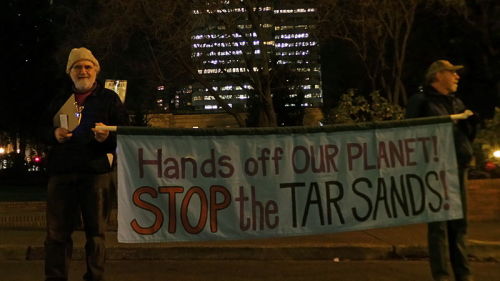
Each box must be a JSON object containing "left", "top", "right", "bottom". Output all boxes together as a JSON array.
[
  {"left": 315, "top": 0, "right": 420, "bottom": 105},
  {"left": 314, "top": 0, "right": 500, "bottom": 108},
  {"left": 433, "top": 0, "right": 500, "bottom": 117},
  {"left": 270, "top": 63, "right": 306, "bottom": 127},
  {"left": 49, "top": 0, "right": 167, "bottom": 125},
  {"left": 54, "top": 0, "right": 321, "bottom": 127},
  {"left": 54, "top": 0, "right": 270, "bottom": 126}
]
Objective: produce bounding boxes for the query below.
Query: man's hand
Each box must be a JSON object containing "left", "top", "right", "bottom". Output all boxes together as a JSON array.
[
  {"left": 92, "top": 122, "right": 110, "bottom": 143},
  {"left": 54, "top": 127, "right": 72, "bottom": 143},
  {"left": 450, "top": 109, "right": 474, "bottom": 120}
]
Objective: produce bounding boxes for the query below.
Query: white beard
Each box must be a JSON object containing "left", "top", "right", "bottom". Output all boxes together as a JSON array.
[{"left": 74, "top": 78, "right": 95, "bottom": 92}]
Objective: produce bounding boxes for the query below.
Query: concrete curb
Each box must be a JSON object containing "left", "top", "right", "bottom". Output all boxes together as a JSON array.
[
  {"left": 468, "top": 240, "right": 500, "bottom": 260},
  {"left": 1, "top": 202, "right": 499, "bottom": 262},
  {"left": 0, "top": 240, "right": 497, "bottom": 262},
  {"left": 13, "top": 244, "right": 395, "bottom": 261}
]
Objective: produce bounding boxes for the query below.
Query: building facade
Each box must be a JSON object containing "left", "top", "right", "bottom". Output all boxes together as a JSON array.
[{"left": 191, "top": 1, "right": 322, "bottom": 111}]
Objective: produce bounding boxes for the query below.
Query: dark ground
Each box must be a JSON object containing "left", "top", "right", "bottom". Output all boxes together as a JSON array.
[{"left": 0, "top": 172, "right": 47, "bottom": 201}]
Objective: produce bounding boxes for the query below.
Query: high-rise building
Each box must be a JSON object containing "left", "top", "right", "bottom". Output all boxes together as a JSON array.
[{"left": 191, "top": 1, "right": 322, "bottom": 111}]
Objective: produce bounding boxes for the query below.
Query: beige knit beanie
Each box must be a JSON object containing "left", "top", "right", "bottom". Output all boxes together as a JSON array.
[{"left": 66, "top": 47, "right": 100, "bottom": 74}]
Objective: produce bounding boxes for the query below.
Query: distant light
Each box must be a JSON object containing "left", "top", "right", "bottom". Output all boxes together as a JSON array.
[
  {"left": 34, "top": 156, "right": 41, "bottom": 163},
  {"left": 493, "top": 150, "right": 500, "bottom": 159},
  {"left": 484, "top": 161, "right": 497, "bottom": 171},
  {"left": 0, "top": 148, "right": 5, "bottom": 154}
]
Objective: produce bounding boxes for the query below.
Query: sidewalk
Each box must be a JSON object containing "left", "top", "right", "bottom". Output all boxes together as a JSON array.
[{"left": 0, "top": 202, "right": 499, "bottom": 261}]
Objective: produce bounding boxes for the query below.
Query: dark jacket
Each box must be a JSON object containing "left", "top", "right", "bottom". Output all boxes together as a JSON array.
[
  {"left": 406, "top": 86, "right": 476, "bottom": 167},
  {"left": 41, "top": 81, "right": 128, "bottom": 174}
]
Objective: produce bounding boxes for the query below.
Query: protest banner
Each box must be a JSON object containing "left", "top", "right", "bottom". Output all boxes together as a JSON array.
[{"left": 116, "top": 117, "right": 463, "bottom": 243}]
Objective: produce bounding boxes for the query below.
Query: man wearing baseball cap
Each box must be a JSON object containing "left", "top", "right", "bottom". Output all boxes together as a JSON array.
[
  {"left": 406, "top": 60, "right": 476, "bottom": 281},
  {"left": 41, "top": 47, "right": 128, "bottom": 281}
]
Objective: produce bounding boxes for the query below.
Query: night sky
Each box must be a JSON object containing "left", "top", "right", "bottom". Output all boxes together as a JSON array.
[{"left": 1, "top": 0, "right": 499, "bottom": 137}]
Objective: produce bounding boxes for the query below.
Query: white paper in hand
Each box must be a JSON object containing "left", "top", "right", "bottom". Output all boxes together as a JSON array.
[{"left": 53, "top": 94, "right": 82, "bottom": 131}]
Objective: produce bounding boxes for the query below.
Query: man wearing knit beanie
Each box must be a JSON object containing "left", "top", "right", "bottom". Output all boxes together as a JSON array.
[
  {"left": 66, "top": 47, "right": 101, "bottom": 74},
  {"left": 66, "top": 47, "right": 101, "bottom": 94},
  {"left": 41, "top": 47, "right": 128, "bottom": 281}
]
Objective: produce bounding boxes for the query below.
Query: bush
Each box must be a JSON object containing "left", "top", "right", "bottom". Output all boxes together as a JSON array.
[
  {"left": 471, "top": 107, "right": 500, "bottom": 178},
  {"left": 324, "top": 90, "right": 404, "bottom": 124}
]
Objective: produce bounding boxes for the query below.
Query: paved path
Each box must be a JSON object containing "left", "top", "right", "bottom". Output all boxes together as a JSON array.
[{"left": 1, "top": 201, "right": 499, "bottom": 261}]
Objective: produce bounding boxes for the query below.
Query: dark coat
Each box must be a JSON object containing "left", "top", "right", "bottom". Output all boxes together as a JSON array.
[
  {"left": 406, "top": 86, "right": 476, "bottom": 167},
  {"left": 41, "top": 81, "right": 128, "bottom": 174}
]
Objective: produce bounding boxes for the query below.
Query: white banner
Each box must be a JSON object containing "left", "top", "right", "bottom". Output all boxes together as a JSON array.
[{"left": 117, "top": 120, "right": 462, "bottom": 243}]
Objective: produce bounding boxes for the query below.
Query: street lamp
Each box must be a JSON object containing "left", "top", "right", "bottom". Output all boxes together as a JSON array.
[{"left": 493, "top": 150, "right": 500, "bottom": 159}]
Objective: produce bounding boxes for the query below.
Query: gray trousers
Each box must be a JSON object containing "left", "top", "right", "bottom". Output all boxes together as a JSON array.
[
  {"left": 44, "top": 172, "right": 111, "bottom": 281},
  {"left": 428, "top": 168, "right": 472, "bottom": 281}
]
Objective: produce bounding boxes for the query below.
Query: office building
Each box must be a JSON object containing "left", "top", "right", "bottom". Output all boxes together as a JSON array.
[{"left": 191, "top": 1, "right": 322, "bottom": 111}]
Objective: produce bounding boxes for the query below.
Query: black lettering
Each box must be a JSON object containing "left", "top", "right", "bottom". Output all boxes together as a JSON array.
[
  {"left": 280, "top": 182, "right": 305, "bottom": 227},
  {"left": 390, "top": 175, "right": 409, "bottom": 218},
  {"left": 201, "top": 149, "right": 216, "bottom": 178},
  {"left": 325, "top": 181, "right": 345, "bottom": 224},
  {"left": 406, "top": 174, "right": 425, "bottom": 215},
  {"left": 373, "top": 177, "right": 392, "bottom": 220},
  {"left": 351, "top": 178, "right": 372, "bottom": 222},
  {"left": 426, "top": 171, "right": 443, "bottom": 212},
  {"left": 302, "top": 182, "right": 324, "bottom": 226}
]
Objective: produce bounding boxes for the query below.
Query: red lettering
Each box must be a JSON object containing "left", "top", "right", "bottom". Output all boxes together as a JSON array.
[
  {"left": 164, "top": 157, "right": 179, "bottom": 179},
  {"left": 363, "top": 143, "right": 376, "bottom": 170},
  {"left": 347, "top": 143, "right": 362, "bottom": 171},
  {"left": 130, "top": 186, "right": 164, "bottom": 235},
  {"left": 378, "top": 141, "right": 390, "bottom": 168},
  {"left": 404, "top": 138, "right": 417, "bottom": 166},
  {"left": 417, "top": 137, "right": 431, "bottom": 163},
  {"left": 158, "top": 186, "right": 184, "bottom": 233},
  {"left": 388, "top": 140, "right": 404, "bottom": 167},
  {"left": 138, "top": 148, "right": 162, "bottom": 178},
  {"left": 292, "top": 145, "right": 309, "bottom": 173},
  {"left": 209, "top": 185, "right": 231, "bottom": 232},
  {"left": 325, "top": 145, "right": 339, "bottom": 172},
  {"left": 272, "top": 147, "right": 284, "bottom": 175},
  {"left": 181, "top": 186, "right": 208, "bottom": 234},
  {"left": 218, "top": 156, "right": 234, "bottom": 178}
]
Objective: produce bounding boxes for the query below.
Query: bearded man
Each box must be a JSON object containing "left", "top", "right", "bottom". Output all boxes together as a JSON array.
[{"left": 41, "top": 47, "right": 128, "bottom": 281}]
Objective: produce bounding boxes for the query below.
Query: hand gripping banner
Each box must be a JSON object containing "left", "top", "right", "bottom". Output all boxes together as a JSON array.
[{"left": 115, "top": 117, "right": 463, "bottom": 243}]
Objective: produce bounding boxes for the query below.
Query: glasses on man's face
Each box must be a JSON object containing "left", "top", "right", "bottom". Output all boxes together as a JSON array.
[{"left": 72, "top": 64, "right": 94, "bottom": 71}]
